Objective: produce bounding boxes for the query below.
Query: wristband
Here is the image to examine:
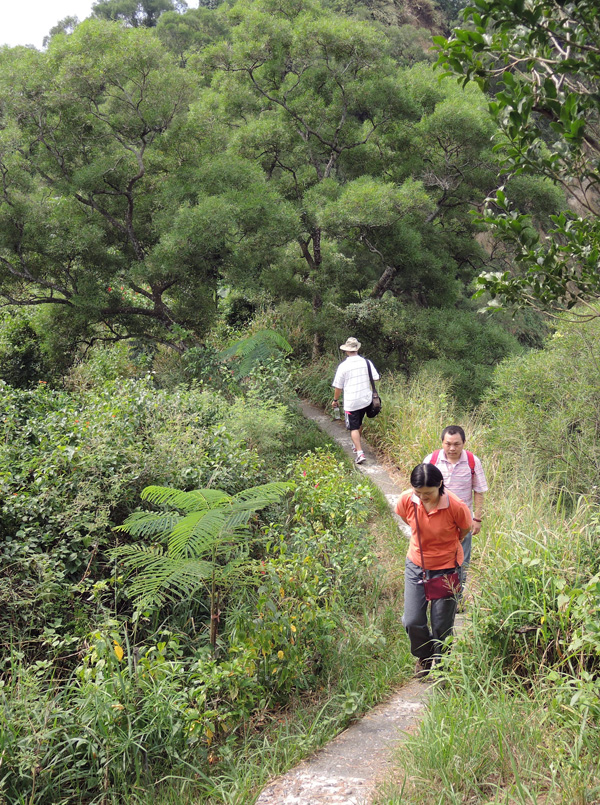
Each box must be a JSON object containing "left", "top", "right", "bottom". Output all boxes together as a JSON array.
[{"left": 473, "top": 517, "right": 482, "bottom": 522}]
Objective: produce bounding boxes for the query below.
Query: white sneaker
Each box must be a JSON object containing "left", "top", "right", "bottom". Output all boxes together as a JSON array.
[
  {"left": 352, "top": 446, "right": 358, "bottom": 454},
  {"left": 355, "top": 451, "right": 366, "bottom": 464}
]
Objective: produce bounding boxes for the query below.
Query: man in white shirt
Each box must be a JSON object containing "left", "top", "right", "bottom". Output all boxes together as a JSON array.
[
  {"left": 331, "top": 337, "right": 380, "bottom": 464},
  {"left": 423, "top": 425, "right": 488, "bottom": 585}
]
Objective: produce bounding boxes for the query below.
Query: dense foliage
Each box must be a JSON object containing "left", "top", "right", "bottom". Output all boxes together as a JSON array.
[
  {"left": 0, "top": 344, "right": 408, "bottom": 803},
  {"left": 436, "top": 0, "right": 600, "bottom": 319},
  {"left": 483, "top": 314, "right": 600, "bottom": 501},
  {"left": 2, "top": 446, "right": 390, "bottom": 803},
  {"left": 0, "top": 0, "right": 560, "bottom": 376}
]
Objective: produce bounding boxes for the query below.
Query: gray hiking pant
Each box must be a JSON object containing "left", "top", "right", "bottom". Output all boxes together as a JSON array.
[{"left": 402, "top": 558, "right": 459, "bottom": 661}]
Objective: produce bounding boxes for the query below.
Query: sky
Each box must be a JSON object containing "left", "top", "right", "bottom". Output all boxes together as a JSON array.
[
  {"left": 0, "top": 0, "right": 199, "bottom": 50},
  {"left": 1, "top": 0, "right": 98, "bottom": 49}
]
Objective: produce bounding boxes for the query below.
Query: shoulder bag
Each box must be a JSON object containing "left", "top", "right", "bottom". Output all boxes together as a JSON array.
[{"left": 364, "top": 358, "right": 382, "bottom": 418}]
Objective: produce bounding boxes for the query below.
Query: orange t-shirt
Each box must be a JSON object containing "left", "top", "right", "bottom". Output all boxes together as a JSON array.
[{"left": 396, "top": 489, "right": 472, "bottom": 570}]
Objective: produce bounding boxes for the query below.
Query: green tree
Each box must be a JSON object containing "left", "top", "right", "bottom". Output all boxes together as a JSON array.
[
  {"left": 91, "top": 0, "right": 184, "bottom": 28},
  {"left": 204, "top": 0, "right": 419, "bottom": 355},
  {"left": 435, "top": 0, "right": 600, "bottom": 319},
  {"left": 156, "top": 6, "right": 229, "bottom": 66},
  {"left": 203, "top": 0, "right": 510, "bottom": 355},
  {"left": 42, "top": 16, "right": 80, "bottom": 47},
  {"left": 322, "top": 65, "right": 504, "bottom": 306},
  {"left": 0, "top": 20, "right": 288, "bottom": 354}
]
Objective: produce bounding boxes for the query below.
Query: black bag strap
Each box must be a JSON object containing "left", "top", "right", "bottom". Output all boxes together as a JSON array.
[
  {"left": 412, "top": 500, "right": 458, "bottom": 579},
  {"left": 413, "top": 501, "right": 428, "bottom": 581},
  {"left": 364, "top": 357, "right": 377, "bottom": 392}
]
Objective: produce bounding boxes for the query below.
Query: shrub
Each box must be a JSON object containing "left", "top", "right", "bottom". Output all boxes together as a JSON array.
[
  {"left": 0, "top": 310, "right": 47, "bottom": 387},
  {"left": 66, "top": 341, "right": 151, "bottom": 390},
  {"left": 0, "top": 378, "right": 267, "bottom": 659},
  {"left": 484, "top": 315, "right": 600, "bottom": 500},
  {"left": 224, "top": 391, "right": 291, "bottom": 457}
]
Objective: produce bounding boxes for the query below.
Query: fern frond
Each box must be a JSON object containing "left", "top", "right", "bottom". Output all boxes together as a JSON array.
[
  {"left": 167, "top": 508, "right": 230, "bottom": 558},
  {"left": 218, "top": 330, "right": 292, "bottom": 379},
  {"left": 112, "top": 544, "right": 166, "bottom": 569},
  {"left": 115, "top": 511, "right": 182, "bottom": 538},
  {"left": 232, "top": 481, "right": 291, "bottom": 501},
  {"left": 140, "top": 486, "right": 229, "bottom": 512},
  {"left": 127, "top": 558, "right": 214, "bottom": 609},
  {"left": 222, "top": 508, "right": 254, "bottom": 532}
]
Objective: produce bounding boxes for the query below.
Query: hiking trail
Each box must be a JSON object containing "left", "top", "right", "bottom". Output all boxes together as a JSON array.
[{"left": 254, "top": 400, "right": 458, "bottom": 805}]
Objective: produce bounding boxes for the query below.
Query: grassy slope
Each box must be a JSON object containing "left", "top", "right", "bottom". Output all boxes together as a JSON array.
[
  {"left": 349, "top": 374, "right": 600, "bottom": 805},
  {"left": 297, "top": 359, "right": 600, "bottom": 803}
]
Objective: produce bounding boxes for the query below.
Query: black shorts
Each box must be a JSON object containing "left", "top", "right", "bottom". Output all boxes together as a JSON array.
[{"left": 345, "top": 406, "right": 369, "bottom": 431}]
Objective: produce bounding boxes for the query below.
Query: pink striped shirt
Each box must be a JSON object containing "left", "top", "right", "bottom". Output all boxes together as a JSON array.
[{"left": 423, "top": 449, "right": 488, "bottom": 510}]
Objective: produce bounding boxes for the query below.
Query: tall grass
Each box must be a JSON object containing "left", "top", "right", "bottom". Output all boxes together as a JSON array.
[
  {"left": 371, "top": 368, "right": 600, "bottom": 805},
  {"left": 364, "top": 370, "right": 487, "bottom": 474},
  {"left": 376, "top": 676, "right": 600, "bottom": 805}
]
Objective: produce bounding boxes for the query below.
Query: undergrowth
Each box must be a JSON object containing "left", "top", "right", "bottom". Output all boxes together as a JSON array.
[
  {"left": 0, "top": 346, "right": 411, "bottom": 804},
  {"left": 370, "top": 321, "right": 600, "bottom": 805}
]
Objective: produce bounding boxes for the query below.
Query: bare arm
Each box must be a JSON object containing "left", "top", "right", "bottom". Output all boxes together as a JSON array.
[
  {"left": 459, "top": 527, "right": 471, "bottom": 542},
  {"left": 472, "top": 491, "right": 484, "bottom": 535}
]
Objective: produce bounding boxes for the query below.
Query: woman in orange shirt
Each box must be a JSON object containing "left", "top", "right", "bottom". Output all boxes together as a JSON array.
[{"left": 396, "top": 463, "right": 472, "bottom": 678}]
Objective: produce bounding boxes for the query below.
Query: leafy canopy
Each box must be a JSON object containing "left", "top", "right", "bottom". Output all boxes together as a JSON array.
[
  {"left": 435, "top": 0, "right": 600, "bottom": 319},
  {"left": 0, "top": 19, "right": 288, "bottom": 352}
]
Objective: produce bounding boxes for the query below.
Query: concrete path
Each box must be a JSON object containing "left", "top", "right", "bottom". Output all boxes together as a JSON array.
[
  {"left": 298, "top": 401, "right": 405, "bottom": 520},
  {"left": 254, "top": 401, "right": 435, "bottom": 805}
]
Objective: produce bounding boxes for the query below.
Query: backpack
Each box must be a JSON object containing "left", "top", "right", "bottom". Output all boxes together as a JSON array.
[{"left": 430, "top": 449, "right": 475, "bottom": 476}]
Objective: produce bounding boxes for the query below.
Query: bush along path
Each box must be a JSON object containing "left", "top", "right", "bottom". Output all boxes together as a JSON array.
[{"left": 255, "top": 400, "right": 454, "bottom": 805}]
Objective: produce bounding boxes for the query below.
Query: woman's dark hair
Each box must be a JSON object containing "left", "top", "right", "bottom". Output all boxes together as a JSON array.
[{"left": 410, "top": 463, "right": 445, "bottom": 495}]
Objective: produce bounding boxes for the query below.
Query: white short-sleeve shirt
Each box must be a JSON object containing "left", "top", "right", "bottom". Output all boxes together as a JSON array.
[{"left": 332, "top": 355, "right": 380, "bottom": 412}]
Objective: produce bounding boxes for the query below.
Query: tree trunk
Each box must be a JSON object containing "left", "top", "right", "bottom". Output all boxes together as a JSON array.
[
  {"left": 370, "top": 264, "right": 398, "bottom": 299},
  {"left": 312, "top": 292, "right": 324, "bottom": 359}
]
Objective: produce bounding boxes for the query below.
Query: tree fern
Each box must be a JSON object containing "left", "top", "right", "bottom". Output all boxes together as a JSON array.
[
  {"left": 112, "top": 481, "right": 290, "bottom": 643},
  {"left": 218, "top": 329, "right": 292, "bottom": 379}
]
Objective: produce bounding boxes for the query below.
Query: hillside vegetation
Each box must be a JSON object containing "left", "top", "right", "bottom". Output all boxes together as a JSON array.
[
  {"left": 0, "top": 0, "right": 561, "bottom": 405},
  {"left": 2, "top": 0, "right": 600, "bottom": 801},
  {"left": 367, "top": 316, "right": 600, "bottom": 803},
  {"left": 0, "top": 341, "right": 413, "bottom": 803}
]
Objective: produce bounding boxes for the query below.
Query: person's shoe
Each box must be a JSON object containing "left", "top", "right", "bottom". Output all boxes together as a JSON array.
[
  {"left": 414, "top": 658, "right": 432, "bottom": 680},
  {"left": 351, "top": 446, "right": 358, "bottom": 454},
  {"left": 355, "top": 451, "right": 366, "bottom": 464}
]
